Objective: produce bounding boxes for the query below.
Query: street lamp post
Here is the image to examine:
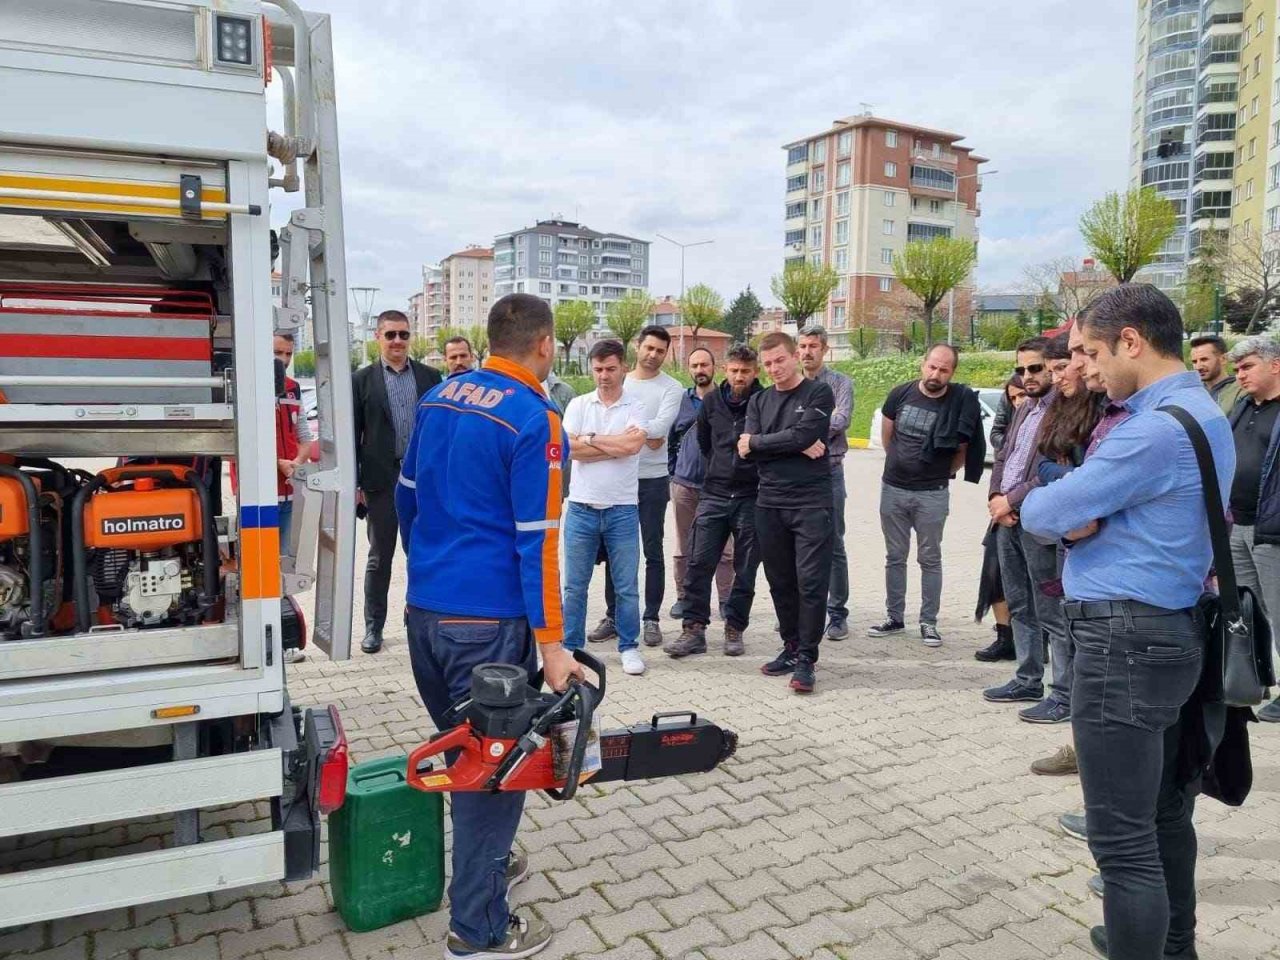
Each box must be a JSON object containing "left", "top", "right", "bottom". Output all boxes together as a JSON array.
[{"left": 656, "top": 233, "right": 714, "bottom": 362}]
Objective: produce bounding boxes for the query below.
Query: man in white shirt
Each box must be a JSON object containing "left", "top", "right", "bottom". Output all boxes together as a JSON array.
[
  {"left": 562, "top": 339, "right": 650, "bottom": 675},
  {"left": 588, "top": 326, "right": 684, "bottom": 649}
]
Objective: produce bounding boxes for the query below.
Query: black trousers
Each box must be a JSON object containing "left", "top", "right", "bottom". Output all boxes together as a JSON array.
[
  {"left": 363, "top": 488, "right": 404, "bottom": 632},
  {"left": 605, "top": 477, "right": 670, "bottom": 622},
  {"left": 756, "top": 504, "right": 833, "bottom": 663},
  {"left": 1069, "top": 600, "right": 1203, "bottom": 959},
  {"left": 682, "top": 494, "right": 761, "bottom": 630}
]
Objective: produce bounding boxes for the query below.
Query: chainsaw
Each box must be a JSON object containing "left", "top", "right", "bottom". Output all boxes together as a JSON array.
[{"left": 405, "top": 650, "right": 737, "bottom": 800}]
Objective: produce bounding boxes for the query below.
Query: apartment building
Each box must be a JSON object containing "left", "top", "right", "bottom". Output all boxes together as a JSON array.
[
  {"left": 1130, "top": 0, "right": 1246, "bottom": 290},
  {"left": 750, "top": 306, "right": 792, "bottom": 337},
  {"left": 780, "top": 114, "right": 985, "bottom": 348},
  {"left": 414, "top": 247, "right": 493, "bottom": 338},
  {"left": 423, "top": 262, "right": 444, "bottom": 333},
  {"left": 407, "top": 291, "right": 425, "bottom": 338},
  {"left": 1234, "top": 2, "right": 1272, "bottom": 240},
  {"left": 492, "top": 219, "right": 650, "bottom": 329}
]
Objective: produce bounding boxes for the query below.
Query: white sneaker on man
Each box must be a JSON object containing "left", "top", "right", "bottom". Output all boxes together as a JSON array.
[{"left": 620, "top": 649, "right": 646, "bottom": 676}]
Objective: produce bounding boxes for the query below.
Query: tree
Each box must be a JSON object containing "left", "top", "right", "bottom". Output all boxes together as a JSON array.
[
  {"left": 349, "top": 347, "right": 363, "bottom": 371},
  {"left": 770, "top": 260, "right": 839, "bottom": 327},
  {"left": 1021, "top": 255, "right": 1113, "bottom": 324},
  {"left": 721, "top": 287, "right": 763, "bottom": 344},
  {"left": 892, "top": 235, "right": 978, "bottom": 348},
  {"left": 363, "top": 339, "right": 379, "bottom": 365},
  {"left": 554, "top": 300, "right": 596, "bottom": 366},
  {"left": 1079, "top": 186, "right": 1177, "bottom": 283},
  {"left": 292, "top": 349, "right": 316, "bottom": 377},
  {"left": 466, "top": 324, "right": 489, "bottom": 362},
  {"left": 605, "top": 291, "right": 653, "bottom": 360},
  {"left": 1211, "top": 229, "right": 1280, "bottom": 334},
  {"left": 680, "top": 283, "right": 724, "bottom": 340},
  {"left": 409, "top": 336, "right": 430, "bottom": 361},
  {"left": 1181, "top": 231, "right": 1226, "bottom": 333}
]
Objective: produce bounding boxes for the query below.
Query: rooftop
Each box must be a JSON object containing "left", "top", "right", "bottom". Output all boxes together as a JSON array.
[
  {"left": 445, "top": 246, "right": 493, "bottom": 260},
  {"left": 784, "top": 113, "right": 988, "bottom": 164}
]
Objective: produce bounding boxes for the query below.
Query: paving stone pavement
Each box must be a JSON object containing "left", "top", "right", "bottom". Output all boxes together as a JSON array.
[{"left": 4, "top": 450, "right": 1280, "bottom": 960}]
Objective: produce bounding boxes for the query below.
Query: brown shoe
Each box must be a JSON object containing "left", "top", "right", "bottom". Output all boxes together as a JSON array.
[
  {"left": 723, "top": 625, "right": 745, "bottom": 657},
  {"left": 1031, "top": 744, "right": 1078, "bottom": 776},
  {"left": 663, "top": 623, "right": 706, "bottom": 658}
]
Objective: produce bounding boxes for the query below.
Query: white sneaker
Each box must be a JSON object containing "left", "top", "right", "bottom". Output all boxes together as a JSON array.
[
  {"left": 620, "top": 649, "right": 646, "bottom": 675},
  {"left": 283, "top": 647, "right": 306, "bottom": 663}
]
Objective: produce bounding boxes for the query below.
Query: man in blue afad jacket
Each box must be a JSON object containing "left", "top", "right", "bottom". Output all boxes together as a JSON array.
[
  {"left": 396, "top": 293, "right": 584, "bottom": 960},
  {"left": 1020, "top": 285, "right": 1234, "bottom": 960}
]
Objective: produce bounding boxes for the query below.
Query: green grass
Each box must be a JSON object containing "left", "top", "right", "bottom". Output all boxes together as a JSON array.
[{"left": 558, "top": 350, "right": 1016, "bottom": 440}]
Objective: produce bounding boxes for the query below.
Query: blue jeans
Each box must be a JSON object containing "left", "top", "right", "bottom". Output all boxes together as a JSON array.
[
  {"left": 405, "top": 607, "right": 537, "bottom": 948},
  {"left": 563, "top": 502, "right": 640, "bottom": 651}
]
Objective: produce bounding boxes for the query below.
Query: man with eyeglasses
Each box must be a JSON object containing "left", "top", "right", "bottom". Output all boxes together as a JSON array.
[
  {"left": 984, "top": 336, "right": 1070, "bottom": 713},
  {"left": 352, "top": 310, "right": 442, "bottom": 653}
]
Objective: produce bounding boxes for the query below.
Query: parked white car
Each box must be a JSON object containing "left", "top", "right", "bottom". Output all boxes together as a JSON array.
[{"left": 868, "top": 387, "right": 1003, "bottom": 465}]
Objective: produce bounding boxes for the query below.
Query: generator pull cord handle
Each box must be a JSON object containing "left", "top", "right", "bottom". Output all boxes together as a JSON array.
[{"left": 0, "top": 466, "right": 45, "bottom": 637}]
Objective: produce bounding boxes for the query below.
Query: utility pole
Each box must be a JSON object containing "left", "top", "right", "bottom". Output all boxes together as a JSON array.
[{"left": 656, "top": 233, "right": 714, "bottom": 363}]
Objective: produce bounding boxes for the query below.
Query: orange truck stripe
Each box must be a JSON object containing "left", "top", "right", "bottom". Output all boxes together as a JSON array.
[{"left": 240, "top": 528, "right": 281, "bottom": 600}]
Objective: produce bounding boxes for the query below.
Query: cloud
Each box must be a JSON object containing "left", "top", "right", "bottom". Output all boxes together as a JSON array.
[{"left": 289, "top": 0, "right": 1134, "bottom": 313}]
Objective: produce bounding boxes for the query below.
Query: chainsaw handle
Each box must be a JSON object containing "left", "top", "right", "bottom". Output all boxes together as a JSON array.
[
  {"left": 534, "top": 648, "right": 605, "bottom": 702},
  {"left": 650, "top": 711, "right": 698, "bottom": 728},
  {"left": 405, "top": 725, "right": 473, "bottom": 791}
]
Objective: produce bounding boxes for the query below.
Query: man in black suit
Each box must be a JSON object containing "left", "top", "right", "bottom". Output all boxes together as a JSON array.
[{"left": 352, "top": 309, "right": 441, "bottom": 652}]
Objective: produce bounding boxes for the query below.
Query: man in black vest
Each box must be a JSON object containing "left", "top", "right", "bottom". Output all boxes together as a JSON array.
[{"left": 352, "top": 309, "right": 441, "bottom": 653}]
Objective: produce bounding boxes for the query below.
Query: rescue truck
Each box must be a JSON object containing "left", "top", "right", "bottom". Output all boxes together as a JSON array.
[{"left": 0, "top": 0, "right": 357, "bottom": 924}]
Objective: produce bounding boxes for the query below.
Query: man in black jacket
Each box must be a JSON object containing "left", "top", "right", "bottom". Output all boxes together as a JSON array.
[
  {"left": 740, "top": 332, "right": 834, "bottom": 693},
  {"left": 665, "top": 345, "right": 765, "bottom": 659},
  {"left": 352, "top": 310, "right": 442, "bottom": 653}
]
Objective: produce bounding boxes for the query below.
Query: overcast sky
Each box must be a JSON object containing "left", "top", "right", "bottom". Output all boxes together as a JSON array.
[{"left": 291, "top": 0, "right": 1135, "bottom": 314}]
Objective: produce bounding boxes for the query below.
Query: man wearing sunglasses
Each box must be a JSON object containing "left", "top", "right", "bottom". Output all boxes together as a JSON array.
[
  {"left": 984, "top": 336, "right": 1070, "bottom": 713},
  {"left": 352, "top": 310, "right": 442, "bottom": 653}
]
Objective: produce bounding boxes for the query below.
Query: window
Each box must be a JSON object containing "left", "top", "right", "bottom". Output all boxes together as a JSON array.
[
  {"left": 884, "top": 161, "right": 898, "bottom": 178},
  {"left": 632, "top": 242, "right": 644, "bottom": 254},
  {"left": 878, "top": 277, "right": 893, "bottom": 293},
  {"left": 558, "top": 284, "right": 572, "bottom": 294},
  {"left": 836, "top": 277, "right": 848, "bottom": 299},
  {"left": 836, "top": 191, "right": 850, "bottom": 215},
  {"left": 539, "top": 234, "right": 552, "bottom": 247},
  {"left": 836, "top": 161, "right": 850, "bottom": 186},
  {"left": 1259, "top": 14, "right": 1265, "bottom": 34},
  {"left": 932, "top": 142, "right": 942, "bottom": 158},
  {"left": 579, "top": 285, "right": 588, "bottom": 295},
  {"left": 786, "top": 173, "right": 808, "bottom": 192},
  {"left": 539, "top": 250, "right": 552, "bottom": 263},
  {"left": 786, "top": 201, "right": 806, "bottom": 219},
  {"left": 809, "top": 224, "right": 823, "bottom": 247},
  {"left": 1253, "top": 95, "right": 1261, "bottom": 119},
  {"left": 632, "top": 273, "right": 642, "bottom": 284},
  {"left": 835, "top": 219, "right": 849, "bottom": 244},
  {"left": 930, "top": 199, "right": 944, "bottom": 214},
  {"left": 785, "top": 228, "right": 805, "bottom": 245},
  {"left": 580, "top": 255, "right": 589, "bottom": 265},
  {"left": 1240, "top": 105, "right": 1249, "bottom": 127},
  {"left": 809, "top": 251, "right": 824, "bottom": 267},
  {"left": 1268, "top": 206, "right": 1279, "bottom": 233},
  {"left": 812, "top": 168, "right": 825, "bottom": 192},
  {"left": 885, "top": 130, "right": 898, "bottom": 147},
  {"left": 811, "top": 139, "right": 827, "bottom": 163},
  {"left": 837, "top": 131, "right": 852, "bottom": 156},
  {"left": 883, "top": 191, "right": 896, "bottom": 207},
  {"left": 539, "top": 265, "right": 551, "bottom": 278},
  {"left": 631, "top": 258, "right": 643, "bottom": 269},
  {"left": 911, "top": 164, "right": 956, "bottom": 190},
  {"left": 516, "top": 265, "right": 525, "bottom": 277},
  {"left": 787, "top": 144, "right": 808, "bottom": 164},
  {"left": 834, "top": 247, "right": 848, "bottom": 272},
  {"left": 539, "top": 282, "right": 551, "bottom": 294},
  {"left": 881, "top": 247, "right": 894, "bottom": 265},
  {"left": 1270, "top": 161, "right": 1280, "bottom": 190},
  {"left": 882, "top": 219, "right": 895, "bottom": 236},
  {"left": 1247, "top": 178, "right": 1256, "bottom": 200},
  {"left": 515, "top": 234, "right": 525, "bottom": 246},
  {"left": 832, "top": 304, "right": 846, "bottom": 325},
  {"left": 1256, "top": 55, "right": 1263, "bottom": 79},
  {"left": 811, "top": 197, "right": 824, "bottom": 221},
  {"left": 1252, "top": 137, "right": 1259, "bottom": 159}
]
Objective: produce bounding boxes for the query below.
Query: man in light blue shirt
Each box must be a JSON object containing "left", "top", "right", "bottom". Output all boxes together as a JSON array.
[{"left": 1020, "top": 284, "right": 1233, "bottom": 960}]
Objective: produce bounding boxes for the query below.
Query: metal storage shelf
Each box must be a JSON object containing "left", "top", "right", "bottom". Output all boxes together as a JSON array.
[
  {"left": 0, "top": 403, "right": 235, "bottom": 456},
  {"left": 0, "top": 622, "right": 239, "bottom": 682}
]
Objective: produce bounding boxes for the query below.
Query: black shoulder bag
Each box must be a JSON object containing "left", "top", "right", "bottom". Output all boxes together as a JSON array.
[{"left": 1160, "top": 405, "right": 1275, "bottom": 707}]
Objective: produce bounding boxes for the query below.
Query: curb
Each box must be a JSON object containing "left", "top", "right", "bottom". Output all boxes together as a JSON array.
[{"left": 849, "top": 438, "right": 870, "bottom": 449}]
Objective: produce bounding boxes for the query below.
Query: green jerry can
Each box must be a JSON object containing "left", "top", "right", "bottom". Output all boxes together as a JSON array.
[{"left": 329, "top": 753, "right": 445, "bottom": 932}]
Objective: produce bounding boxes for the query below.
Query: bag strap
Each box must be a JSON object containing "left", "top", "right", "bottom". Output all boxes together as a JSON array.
[{"left": 1157, "top": 404, "right": 1242, "bottom": 627}]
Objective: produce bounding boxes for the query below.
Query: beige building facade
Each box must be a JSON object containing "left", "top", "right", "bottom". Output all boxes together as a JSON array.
[{"left": 781, "top": 113, "right": 985, "bottom": 350}]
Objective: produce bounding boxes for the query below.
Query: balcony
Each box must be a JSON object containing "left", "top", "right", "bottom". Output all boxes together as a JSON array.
[
  {"left": 907, "top": 222, "right": 953, "bottom": 242},
  {"left": 909, "top": 165, "right": 957, "bottom": 193},
  {"left": 600, "top": 256, "right": 631, "bottom": 268}
]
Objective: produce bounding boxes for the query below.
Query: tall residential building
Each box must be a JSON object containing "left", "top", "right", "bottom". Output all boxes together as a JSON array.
[
  {"left": 492, "top": 219, "right": 650, "bottom": 329},
  {"left": 1129, "top": 0, "right": 1243, "bottom": 290},
  {"left": 423, "top": 263, "right": 444, "bottom": 333},
  {"left": 1236, "top": 2, "right": 1273, "bottom": 240},
  {"left": 440, "top": 246, "right": 494, "bottom": 330},
  {"left": 780, "top": 114, "right": 985, "bottom": 349},
  {"left": 407, "top": 291, "right": 425, "bottom": 338}
]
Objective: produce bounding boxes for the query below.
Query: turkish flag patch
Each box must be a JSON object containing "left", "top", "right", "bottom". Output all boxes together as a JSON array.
[{"left": 545, "top": 442, "right": 563, "bottom": 463}]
